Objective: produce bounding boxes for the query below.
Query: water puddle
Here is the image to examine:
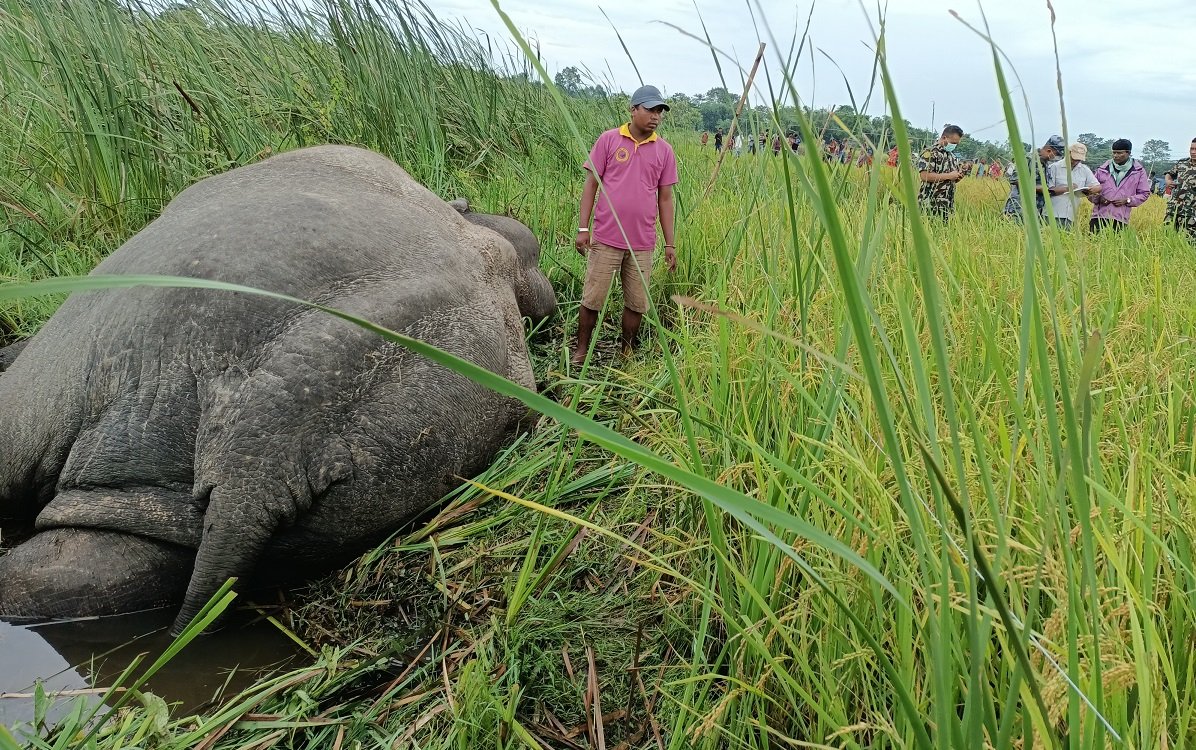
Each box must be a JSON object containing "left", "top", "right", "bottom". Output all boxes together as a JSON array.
[{"left": 0, "top": 609, "right": 302, "bottom": 732}]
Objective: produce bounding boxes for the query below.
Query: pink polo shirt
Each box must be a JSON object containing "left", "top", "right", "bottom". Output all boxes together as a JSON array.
[{"left": 584, "top": 124, "right": 678, "bottom": 250}]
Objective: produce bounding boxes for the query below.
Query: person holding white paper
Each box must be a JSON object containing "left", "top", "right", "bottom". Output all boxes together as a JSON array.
[{"left": 1048, "top": 142, "right": 1101, "bottom": 230}]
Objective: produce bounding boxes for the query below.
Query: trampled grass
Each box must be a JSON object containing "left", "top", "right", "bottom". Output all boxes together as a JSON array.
[{"left": 3, "top": 1, "right": 1196, "bottom": 748}]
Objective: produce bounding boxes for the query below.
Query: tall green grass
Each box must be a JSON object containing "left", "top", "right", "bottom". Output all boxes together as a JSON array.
[
  {"left": 0, "top": 0, "right": 607, "bottom": 338},
  {"left": 3, "top": 1, "right": 1196, "bottom": 748}
]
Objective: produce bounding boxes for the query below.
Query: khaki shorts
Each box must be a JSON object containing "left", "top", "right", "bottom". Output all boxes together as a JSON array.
[{"left": 581, "top": 242, "right": 654, "bottom": 314}]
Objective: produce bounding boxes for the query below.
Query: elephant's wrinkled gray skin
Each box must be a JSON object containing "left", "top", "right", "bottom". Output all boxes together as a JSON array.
[
  {"left": 0, "top": 340, "right": 27, "bottom": 373},
  {"left": 0, "top": 145, "right": 556, "bottom": 634},
  {"left": 451, "top": 199, "right": 555, "bottom": 326}
]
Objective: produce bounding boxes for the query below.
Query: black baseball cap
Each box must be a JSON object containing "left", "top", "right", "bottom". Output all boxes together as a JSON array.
[{"left": 630, "top": 85, "right": 669, "bottom": 110}]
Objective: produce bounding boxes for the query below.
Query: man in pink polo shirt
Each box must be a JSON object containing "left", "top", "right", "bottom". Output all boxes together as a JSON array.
[{"left": 572, "top": 84, "right": 679, "bottom": 366}]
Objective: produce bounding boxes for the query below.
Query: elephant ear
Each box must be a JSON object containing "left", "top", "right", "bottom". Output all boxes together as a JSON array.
[{"left": 457, "top": 212, "right": 556, "bottom": 324}]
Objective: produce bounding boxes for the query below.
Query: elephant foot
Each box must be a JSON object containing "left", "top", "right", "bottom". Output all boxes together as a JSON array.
[{"left": 0, "top": 528, "right": 195, "bottom": 621}]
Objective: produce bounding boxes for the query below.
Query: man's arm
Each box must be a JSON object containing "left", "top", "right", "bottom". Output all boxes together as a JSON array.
[
  {"left": 917, "top": 151, "right": 960, "bottom": 183},
  {"left": 1047, "top": 163, "right": 1069, "bottom": 195},
  {"left": 658, "top": 184, "right": 676, "bottom": 272},
  {"left": 576, "top": 170, "right": 599, "bottom": 252},
  {"left": 1034, "top": 161, "right": 1052, "bottom": 194},
  {"left": 1047, "top": 168, "right": 1068, "bottom": 195},
  {"left": 1128, "top": 169, "right": 1152, "bottom": 206},
  {"left": 916, "top": 150, "right": 936, "bottom": 182}
]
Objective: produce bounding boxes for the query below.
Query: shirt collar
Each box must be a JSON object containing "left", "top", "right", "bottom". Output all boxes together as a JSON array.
[{"left": 619, "top": 123, "right": 658, "bottom": 146}]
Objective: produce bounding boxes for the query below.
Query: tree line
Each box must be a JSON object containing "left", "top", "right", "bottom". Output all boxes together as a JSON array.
[{"left": 552, "top": 68, "right": 1177, "bottom": 172}]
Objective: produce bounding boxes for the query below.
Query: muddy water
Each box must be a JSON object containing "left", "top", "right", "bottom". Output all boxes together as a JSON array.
[{"left": 0, "top": 610, "right": 301, "bottom": 731}]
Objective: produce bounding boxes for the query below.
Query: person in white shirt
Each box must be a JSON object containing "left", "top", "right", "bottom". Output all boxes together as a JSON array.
[{"left": 1047, "top": 142, "right": 1101, "bottom": 229}]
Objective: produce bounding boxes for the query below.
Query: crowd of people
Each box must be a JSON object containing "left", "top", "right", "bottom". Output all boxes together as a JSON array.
[
  {"left": 916, "top": 125, "right": 1196, "bottom": 239},
  {"left": 701, "top": 127, "right": 812, "bottom": 157},
  {"left": 575, "top": 90, "right": 1196, "bottom": 366},
  {"left": 701, "top": 127, "right": 876, "bottom": 163},
  {"left": 698, "top": 122, "right": 1194, "bottom": 239}
]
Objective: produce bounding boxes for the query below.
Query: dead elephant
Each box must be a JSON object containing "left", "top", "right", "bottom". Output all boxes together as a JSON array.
[{"left": 0, "top": 145, "right": 555, "bottom": 633}]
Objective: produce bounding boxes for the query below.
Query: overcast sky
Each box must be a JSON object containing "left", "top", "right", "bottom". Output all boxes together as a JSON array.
[{"left": 436, "top": 0, "right": 1195, "bottom": 158}]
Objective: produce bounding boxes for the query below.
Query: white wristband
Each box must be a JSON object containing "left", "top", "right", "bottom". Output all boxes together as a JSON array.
[{"left": 577, "top": 227, "right": 589, "bottom": 232}]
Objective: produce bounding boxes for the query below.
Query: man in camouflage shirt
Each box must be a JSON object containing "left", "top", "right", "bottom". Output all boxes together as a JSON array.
[
  {"left": 917, "top": 124, "right": 965, "bottom": 220},
  {"left": 1164, "top": 137, "right": 1196, "bottom": 242}
]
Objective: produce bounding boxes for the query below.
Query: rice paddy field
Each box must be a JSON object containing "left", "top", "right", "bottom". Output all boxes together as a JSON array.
[{"left": 3, "top": 1, "right": 1196, "bottom": 748}]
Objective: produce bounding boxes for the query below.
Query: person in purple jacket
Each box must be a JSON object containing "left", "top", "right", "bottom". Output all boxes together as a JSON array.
[{"left": 1088, "top": 139, "right": 1153, "bottom": 232}]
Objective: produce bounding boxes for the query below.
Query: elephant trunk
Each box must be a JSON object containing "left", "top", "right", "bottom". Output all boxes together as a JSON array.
[{"left": 171, "top": 474, "right": 302, "bottom": 636}]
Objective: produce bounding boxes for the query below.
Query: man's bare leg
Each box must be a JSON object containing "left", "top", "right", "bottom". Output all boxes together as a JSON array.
[{"left": 572, "top": 305, "right": 600, "bottom": 365}]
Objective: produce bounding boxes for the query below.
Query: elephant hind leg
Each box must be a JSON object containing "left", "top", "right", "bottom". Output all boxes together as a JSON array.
[{"left": 0, "top": 529, "right": 194, "bottom": 621}]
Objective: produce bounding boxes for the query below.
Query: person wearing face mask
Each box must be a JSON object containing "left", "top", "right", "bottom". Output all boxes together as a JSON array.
[
  {"left": 1163, "top": 138, "right": 1196, "bottom": 242},
  {"left": 1089, "top": 139, "right": 1153, "bottom": 232},
  {"left": 916, "top": 124, "right": 966, "bottom": 220},
  {"left": 1003, "top": 135, "right": 1064, "bottom": 221}
]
